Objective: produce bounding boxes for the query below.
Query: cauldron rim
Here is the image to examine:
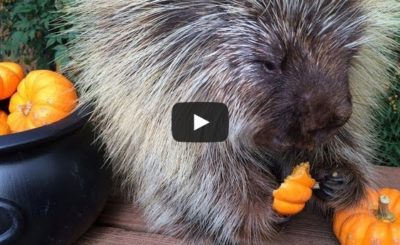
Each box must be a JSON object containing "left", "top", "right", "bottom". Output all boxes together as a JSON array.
[{"left": 0, "top": 107, "right": 90, "bottom": 153}]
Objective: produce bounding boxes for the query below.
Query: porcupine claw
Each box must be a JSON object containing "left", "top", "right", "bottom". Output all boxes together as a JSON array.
[
  {"left": 276, "top": 215, "right": 291, "bottom": 225},
  {"left": 313, "top": 171, "right": 346, "bottom": 201}
]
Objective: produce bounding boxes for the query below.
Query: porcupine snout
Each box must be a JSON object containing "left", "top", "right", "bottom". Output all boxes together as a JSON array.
[{"left": 295, "top": 89, "right": 353, "bottom": 149}]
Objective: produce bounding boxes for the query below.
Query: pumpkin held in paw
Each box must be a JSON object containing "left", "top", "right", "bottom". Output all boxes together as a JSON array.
[
  {"left": 272, "top": 162, "right": 316, "bottom": 216},
  {"left": 8, "top": 70, "right": 78, "bottom": 133},
  {"left": 334, "top": 188, "right": 400, "bottom": 245},
  {"left": 0, "top": 110, "right": 10, "bottom": 135},
  {"left": 0, "top": 62, "right": 24, "bottom": 100}
]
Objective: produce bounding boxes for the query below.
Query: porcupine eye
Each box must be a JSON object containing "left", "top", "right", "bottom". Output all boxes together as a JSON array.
[
  {"left": 262, "top": 60, "right": 277, "bottom": 72},
  {"left": 260, "top": 57, "right": 284, "bottom": 74}
]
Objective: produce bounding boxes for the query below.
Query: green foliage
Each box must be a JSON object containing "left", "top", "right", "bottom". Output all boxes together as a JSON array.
[
  {"left": 0, "top": 0, "right": 73, "bottom": 70},
  {"left": 374, "top": 31, "right": 400, "bottom": 167},
  {"left": 375, "top": 70, "right": 400, "bottom": 167}
]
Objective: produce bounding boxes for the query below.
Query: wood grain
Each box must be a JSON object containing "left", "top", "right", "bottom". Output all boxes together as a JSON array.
[
  {"left": 76, "top": 227, "right": 180, "bottom": 245},
  {"left": 76, "top": 166, "right": 400, "bottom": 245}
]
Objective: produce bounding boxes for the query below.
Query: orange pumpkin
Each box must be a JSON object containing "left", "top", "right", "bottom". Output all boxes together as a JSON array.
[
  {"left": 0, "top": 62, "right": 24, "bottom": 80},
  {"left": 272, "top": 162, "right": 316, "bottom": 215},
  {"left": 334, "top": 188, "right": 400, "bottom": 245},
  {"left": 8, "top": 70, "right": 78, "bottom": 133},
  {"left": 0, "top": 110, "right": 10, "bottom": 135},
  {"left": 0, "top": 62, "right": 24, "bottom": 100}
]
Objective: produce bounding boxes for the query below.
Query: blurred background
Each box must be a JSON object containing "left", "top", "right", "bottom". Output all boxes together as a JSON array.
[{"left": 1, "top": 0, "right": 399, "bottom": 166}]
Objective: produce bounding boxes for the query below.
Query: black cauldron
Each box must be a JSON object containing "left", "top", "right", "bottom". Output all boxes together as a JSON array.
[{"left": 0, "top": 107, "right": 110, "bottom": 245}]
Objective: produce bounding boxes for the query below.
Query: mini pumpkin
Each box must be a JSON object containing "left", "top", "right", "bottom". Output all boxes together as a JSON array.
[
  {"left": 334, "top": 188, "right": 400, "bottom": 245},
  {"left": 8, "top": 70, "right": 78, "bottom": 133},
  {"left": 0, "top": 110, "right": 10, "bottom": 135},
  {"left": 0, "top": 62, "right": 24, "bottom": 100},
  {"left": 272, "top": 162, "right": 316, "bottom": 215}
]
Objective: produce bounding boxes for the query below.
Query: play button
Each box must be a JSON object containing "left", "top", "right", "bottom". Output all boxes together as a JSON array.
[
  {"left": 194, "top": 114, "right": 210, "bottom": 131},
  {"left": 172, "top": 102, "right": 229, "bottom": 142}
]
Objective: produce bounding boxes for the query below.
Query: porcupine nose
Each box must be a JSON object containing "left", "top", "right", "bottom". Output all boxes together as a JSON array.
[{"left": 298, "top": 92, "right": 352, "bottom": 146}]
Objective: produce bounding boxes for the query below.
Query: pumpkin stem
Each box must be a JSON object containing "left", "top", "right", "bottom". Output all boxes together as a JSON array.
[{"left": 375, "top": 195, "right": 396, "bottom": 222}]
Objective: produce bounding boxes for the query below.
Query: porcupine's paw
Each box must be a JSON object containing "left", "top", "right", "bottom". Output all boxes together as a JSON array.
[
  {"left": 313, "top": 168, "right": 364, "bottom": 209},
  {"left": 314, "top": 171, "right": 345, "bottom": 201},
  {"left": 275, "top": 215, "right": 291, "bottom": 225}
]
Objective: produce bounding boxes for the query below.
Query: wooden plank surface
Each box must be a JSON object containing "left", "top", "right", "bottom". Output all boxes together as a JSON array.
[
  {"left": 77, "top": 227, "right": 181, "bottom": 245},
  {"left": 76, "top": 166, "right": 400, "bottom": 245}
]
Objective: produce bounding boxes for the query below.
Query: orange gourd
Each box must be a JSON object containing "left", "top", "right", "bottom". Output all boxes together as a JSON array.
[
  {"left": 0, "top": 62, "right": 24, "bottom": 100},
  {"left": 334, "top": 188, "right": 400, "bottom": 245},
  {"left": 272, "top": 162, "right": 316, "bottom": 215},
  {"left": 8, "top": 70, "right": 78, "bottom": 133},
  {"left": 0, "top": 110, "right": 10, "bottom": 135}
]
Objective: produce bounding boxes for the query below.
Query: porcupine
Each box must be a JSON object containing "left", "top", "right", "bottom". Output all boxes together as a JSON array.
[{"left": 64, "top": 1, "right": 400, "bottom": 244}]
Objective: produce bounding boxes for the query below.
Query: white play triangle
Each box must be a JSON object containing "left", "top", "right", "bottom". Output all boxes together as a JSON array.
[{"left": 193, "top": 114, "right": 210, "bottom": 131}]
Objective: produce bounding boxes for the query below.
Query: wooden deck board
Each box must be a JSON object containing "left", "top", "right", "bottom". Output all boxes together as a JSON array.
[
  {"left": 76, "top": 166, "right": 400, "bottom": 244},
  {"left": 76, "top": 227, "right": 181, "bottom": 245}
]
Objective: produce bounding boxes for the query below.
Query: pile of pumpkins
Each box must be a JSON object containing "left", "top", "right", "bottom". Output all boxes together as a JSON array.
[
  {"left": 273, "top": 162, "right": 399, "bottom": 244},
  {"left": 0, "top": 62, "right": 78, "bottom": 135}
]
